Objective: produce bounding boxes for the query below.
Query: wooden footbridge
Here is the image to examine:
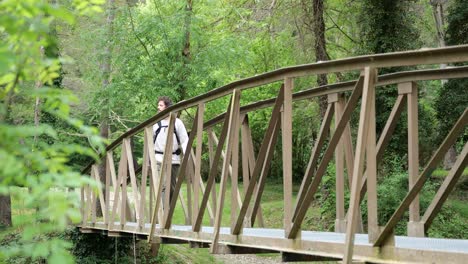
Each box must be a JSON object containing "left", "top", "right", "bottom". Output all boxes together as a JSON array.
[{"left": 79, "top": 45, "right": 468, "bottom": 263}]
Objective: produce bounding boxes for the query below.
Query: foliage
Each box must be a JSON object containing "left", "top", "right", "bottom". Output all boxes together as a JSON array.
[
  {"left": 358, "top": 0, "right": 421, "bottom": 54},
  {"left": 62, "top": 228, "right": 133, "bottom": 263},
  {"left": 434, "top": 0, "right": 468, "bottom": 146},
  {"left": 434, "top": 78, "right": 468, "bottom": 142},
  {"left": 0, "top": 0, "right": 105, "bottom": 263}
]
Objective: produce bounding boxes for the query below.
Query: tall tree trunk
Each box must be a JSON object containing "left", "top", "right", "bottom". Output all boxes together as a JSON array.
[
  {"left": 97, "top": 0, "right": 115, "bottom": 216},
  {"left": 33, "top": 46, "right": 45, "bottom": 145},
  {"left": 179, "top": 0, "right": 192, "bottom": 101},
  {"left": 0, "top": 196, "right": 11, "bottom": 228},
  {"left": 312, "top": 0, "right": 329, "bottom": 119},
  {"left": 0, "top": 87, "right": 13, "bottom": 228},
  {"left": 431, "top": 0, "right": 456, "bottom": 169}
]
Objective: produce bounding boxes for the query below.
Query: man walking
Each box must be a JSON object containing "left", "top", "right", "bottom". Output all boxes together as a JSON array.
[{"left": 153, "top": 96, "right": 188, "bottom": 207}]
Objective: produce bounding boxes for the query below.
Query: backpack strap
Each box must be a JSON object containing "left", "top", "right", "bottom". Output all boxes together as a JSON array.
[{"left": 153, "top": 120, "right": 182, "bottom": 155}]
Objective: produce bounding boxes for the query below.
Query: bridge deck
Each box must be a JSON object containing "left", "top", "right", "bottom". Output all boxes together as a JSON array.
[{"left": 81, "top": 221, "right": 468, "bottom": 263}]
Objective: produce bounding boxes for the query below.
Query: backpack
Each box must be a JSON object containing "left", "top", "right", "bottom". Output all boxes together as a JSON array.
[{"left": 153, "top": 120, "right": 182, "bottom": 155}]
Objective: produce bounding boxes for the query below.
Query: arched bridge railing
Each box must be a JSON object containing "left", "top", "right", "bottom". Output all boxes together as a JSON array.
[{"left": 80, "top": 45, "right": 468, "bottom": 263}]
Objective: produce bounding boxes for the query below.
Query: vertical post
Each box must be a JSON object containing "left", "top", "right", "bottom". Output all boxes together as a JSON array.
[
  {"left": 105, "top": 153, "right": 111, "bottom": 225},
  {"left": 140, "top": 132, "right": 149, "bottom": 229},
  {"left": 282, "top": 77, "right": 293, "bottom": 235},
  {"left": 399, "top": 82, "right": 424, "bottom": 237},
  {"left": 193, "top": 103, "right": 204, "bottom": 224},
  {"left": 149, "top": 163, "right": 154, "bottom": 224},
  {"left": 330, "top": 93, "right": 346, "bottom": 233},
  {"left": 120, "top": 144, "right": 128, "bottom": 228},
  {"left": 241, "top": 115, "right": 252, "bottom": 227},
  {"left": 161, "top": 113, "right": 176, "bottom": 227},
  {"left": 366, "top": 73, "right": 378, "bottom": 243},
  {"left": 230, "top": 108, "right": 240, "bottom": 231},
  {"left": 207, "top": 128, "right": 217, "bottom": 219},
  {"left": 343, "top": 67, "right": 376, "bottom": 263},
  {"left": 91, "top": 168, "right": 97, "bottom": 224},
  {"left": 80, "top": 187, "right": 85, "bottom": 224},
  {"left": 185, "top": 149, "right": 193, "bottom": 225}
]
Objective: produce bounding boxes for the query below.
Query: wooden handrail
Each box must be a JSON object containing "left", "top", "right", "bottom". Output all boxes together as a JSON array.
[{"left": 82, "top": 46, "right": 468, "bottom": 174}]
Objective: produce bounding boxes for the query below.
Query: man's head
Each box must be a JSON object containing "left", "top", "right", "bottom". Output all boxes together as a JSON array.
[{"left": 157, "top": 96, "right": 172, "bottom": 112}]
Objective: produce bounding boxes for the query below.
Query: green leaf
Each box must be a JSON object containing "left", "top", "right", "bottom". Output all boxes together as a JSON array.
[
  {"left": 32, "top": 243, "right": 49, "bottom": 258},
  {"left": 45, "top": 6, "right": 75, "bottom": 24}
]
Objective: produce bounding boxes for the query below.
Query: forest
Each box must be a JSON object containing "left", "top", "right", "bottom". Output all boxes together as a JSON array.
[{"left": 0, "top": 0, "right": 467, "bottom": 263}]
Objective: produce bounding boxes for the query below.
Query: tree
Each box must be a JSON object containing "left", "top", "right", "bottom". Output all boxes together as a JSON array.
[
  {"left": 0, "top": 0, "right": 105, "bottom": 262},
  {"left": 358, "top": 0, "right": 423, "bottom": 162},
  {"left": 95, "top": 0, "right": 116, "bottom": 216},
  {"left": 435, "top": 0, "right": 468, "bottom": 168}
]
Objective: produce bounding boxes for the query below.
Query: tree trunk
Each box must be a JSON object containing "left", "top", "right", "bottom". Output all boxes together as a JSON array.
[
  {"left": 431, "top": 0, "right": 456, "bottom": 169},
  {"left": 0, "top": 196, "right": 12, "bottom": 229},
  {"left": 179, "top": 0, "right": 193, "bottom": 101},
  {"left": 33, "top": 46, "right": 45, "bottom": 145},
  {"left": 97, "top": 0, "right": 115, "bottom": 216},
  {"left": 312, "top": 0, "right": 329, "bottom": 119},
  {"left": 0, "top": 88, "right": 13, "bottom": 228}
]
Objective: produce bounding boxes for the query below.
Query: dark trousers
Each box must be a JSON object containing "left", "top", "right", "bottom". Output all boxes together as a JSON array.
[{"left": 158, "top": 164, "right": 180, "bottom": 209}]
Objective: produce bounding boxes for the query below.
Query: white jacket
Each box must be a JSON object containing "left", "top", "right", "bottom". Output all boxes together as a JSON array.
[{"left": 152, "top": 118, "right": 188, "bottom": 164}]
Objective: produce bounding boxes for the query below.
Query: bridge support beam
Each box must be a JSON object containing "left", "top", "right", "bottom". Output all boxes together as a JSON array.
[
  {"left": 213, "top": 244, "right": 278, "bottom": 254},
  {"left": 282, "top": 252, "right": 339, "bottom": 262},
  {"left": 344, "top": 67, "right": 377, "bottom": 262},
  {"left": 399, "top": 82, "right": 424, "bottom": 238}
]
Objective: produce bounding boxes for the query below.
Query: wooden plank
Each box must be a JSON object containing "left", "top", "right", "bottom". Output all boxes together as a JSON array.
[
  {"left": 105, "top": 153, "right": 111, "bottom": 225},
  {"left": 250, "top": 116, "right": 280, "bottom": 227},
  {"left": 422, "top": 142, "right": 468, "bottom": 231},
  {"left": 241, "top": 115, "right": 251, "bottom": 227},
  {"left": 242, "top": 115, "right": 265, "bottom": 227},
  {"left": 144, "top": 127, "right": 160, "bottom": 226},
  {"left": 80, "top": 187, "right": 84, "bottom": 224},
  {"left": 185, "top": 151, "right": 193, "bottom": 225},
  {"left": 140, "top": 131, "right": 149, "bottom": 228},
  {"left": 108, "top": 152, "right": 121, "bottom": 230},
  {"left": 207, "top": 128, "right": 217, "bottom": 218},
  {"left": 374, "top": 108, "right": 468, "bottom": 247},
  {"left": 193, "top": 103, "right": 205, "bottom": 223},
  {"left": 164, "top": 110, "right": 199, "bottom": 228},
  {"left": 120, "top": 143, "right": 128, "bottom": 228},
  {"left": 82, "top": 185, "right": 91, "bottom": 226},
  {"left": 282, "top": 77, "right": 293, "bottom": 235},
  {"left": 200, "top": 66, "right": 468, "bottom": 132},
  {"left": 91, "top": 167, "right": 97, "bottom": 224},
  {"left": 92, "top": 165, "right": 107, "bottom": 224},
  {"left": 78, "top": 46, "right": 468, "bottom": 159},
  {"left": 230, "top": 105, "right": 240, "bottom": 231},
  {"left": 148, "top": 153, "right": 154, "bottom": 223},
  {"left": 365, "top": 71, "right": 378, "bottom": 243},
  {"left": 405, "top": 82, "right": 420, "bottom": 230},
  {"left": 124, "top": 138, "right": 141, "bottom": 224},
  {"left": 343, "top": 67, "right": 376, "bottom": 263},
  {"left": 212, "top": 89, "right": 241, "bottom": 253},
  {"left": 232, "top": 85, "right": 285, "bottom": 235},
  {"left": 334, "top": 94, "right": 346, "bottom": 232},
  {"left": 288, "top": 76, "right": 364, "bottom": 239},
  {"left": 162, "top": 113, "right": 176, "bottom": 226}
]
